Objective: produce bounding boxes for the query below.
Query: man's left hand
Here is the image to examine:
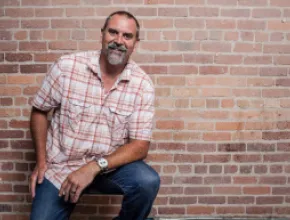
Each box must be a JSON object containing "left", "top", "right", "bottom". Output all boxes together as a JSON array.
[{"left": 59, "top": 161, "right": 100, "bottom": 203}]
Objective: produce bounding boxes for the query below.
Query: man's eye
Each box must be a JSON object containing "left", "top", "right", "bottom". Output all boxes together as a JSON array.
[
  {"left": 108, "top": 29, "right": 117, "bottom": 35},
  {"left": 124, "top": 34, "right": 133, "bottom": 40}
]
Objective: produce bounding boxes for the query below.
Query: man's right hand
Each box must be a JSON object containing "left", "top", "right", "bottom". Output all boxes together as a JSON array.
[{"left": 30, "top": 163, "right": 47, "bottom": 198}]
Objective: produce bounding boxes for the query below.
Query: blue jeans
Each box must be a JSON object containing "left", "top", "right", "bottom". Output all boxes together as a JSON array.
[{"left": 30, "top": 161, "right": 160, "bottom": 220}]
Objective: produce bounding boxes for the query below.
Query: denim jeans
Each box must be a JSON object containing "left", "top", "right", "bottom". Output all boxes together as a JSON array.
[{"left": 30, "top": 160, "right": 160, "bottom": 220}]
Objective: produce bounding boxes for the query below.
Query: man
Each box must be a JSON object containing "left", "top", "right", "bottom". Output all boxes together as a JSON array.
[{"left": 29, "top": 11, "right": 160, "bottom": 220}]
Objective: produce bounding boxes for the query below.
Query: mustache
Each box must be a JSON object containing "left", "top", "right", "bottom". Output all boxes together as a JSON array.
[{"left": 108, "top": 42, "right": 127, "bottom": 52}]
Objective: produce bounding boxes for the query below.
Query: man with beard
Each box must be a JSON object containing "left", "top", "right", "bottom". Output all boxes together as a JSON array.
[{"left": 29, "top": 11, "right": 160, "bottom": 220}]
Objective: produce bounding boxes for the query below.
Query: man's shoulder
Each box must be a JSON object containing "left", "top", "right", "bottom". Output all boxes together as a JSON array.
[{"left": 128, "top": 60, "right": 154, "bottom": 91}]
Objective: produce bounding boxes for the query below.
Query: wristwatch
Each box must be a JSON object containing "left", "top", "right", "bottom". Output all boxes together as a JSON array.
[{"left": 97, "top": 157, "right": 108, "bottom": 172}]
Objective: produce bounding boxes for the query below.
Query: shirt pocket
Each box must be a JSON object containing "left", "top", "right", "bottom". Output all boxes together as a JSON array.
[
  {"left": 107, "top": 106, "right": 132, "bottom": 147},
  {"left": 67, "top": 99, "right": 93, "bottom": 132}
]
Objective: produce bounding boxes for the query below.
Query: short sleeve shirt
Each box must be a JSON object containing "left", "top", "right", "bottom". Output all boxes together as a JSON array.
[{"left": 31, "top": 51, "right": 155, "bottom": 189}]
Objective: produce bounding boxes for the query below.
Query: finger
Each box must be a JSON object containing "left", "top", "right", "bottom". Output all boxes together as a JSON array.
[
  {"left": 37, "top": 169, "right": 46, "bottom": 184},
  {"left": 64, "top": 182, "right": 72, "bottom": 202},
  {"left": 59, "top": 179, "right": 68, "bottom": 197},
  {"left": 71, "top": 187, "right": 82, "bottom": 203},
  {"left": 30, "top": 174, "right": 37, "bottom": 198}
]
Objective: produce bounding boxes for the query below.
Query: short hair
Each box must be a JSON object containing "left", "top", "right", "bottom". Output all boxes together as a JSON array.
[{"left": 101, "top": 11, "right": 140, "bottom": 41}]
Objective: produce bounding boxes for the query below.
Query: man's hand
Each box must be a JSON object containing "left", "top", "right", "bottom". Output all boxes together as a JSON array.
[
  {"left": 30, "top": 163, "right": 48, "bottom": 198},
  {"left": 59, "top": 161, "right": 100, "bottom": 203}
]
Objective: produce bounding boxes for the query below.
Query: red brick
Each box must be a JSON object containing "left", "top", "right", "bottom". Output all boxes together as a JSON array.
[
  {"left": 0, "top": 20, "right": 19, "bottom": 29},
  {"left": 233, "top": 176, "right": 257, "bottom": 184},
  {"left": 259, "top": 176, "right": 286, "bottom": 185},
  {"left": 169, "top": 196, "right": 197, "bottom": 204},
  {"left": 216, "top": 206, "right": 244, "bottom": 214},
  {"left": 270, "top": 0, "right": 290, "bottom": 6},
  {"left": 21, "top": 20, "right": 49, "bottom": 29},
  {"left": 22, "top": 0, "right": 50, "bottom": 5},
  {"left": 156, "top": 120, "right": 184, "bottom": 129},
  {"left": 0, "top": 64, "right": 18, "bottom": 73},
  {"left": 243, "top": 186, "right": 270, "bottom": 195},
  {"left": 187, "top": 206, "right": 214, "bottom": 214},
  {"left": 5, "top": 8, "right": 34, "bottom": 17},
  {"left": 246, "top": 206, "right": 273, "bottom": 214},
  {"left": 128, "top": 7, "right": 157, "bottom": 16},
  {"left": 174, "top": 154, "right": 202, "bottom": 163},
  {"left": 34, "top": 53, "right": 62, "bottom": 62},
  {"left": 238, "top": 20, "right": 266, "bottom": 30},
  {"left": 254, "top": 165, "right": 267, "bottom": 174},
  {"left": 221, "top": 8, "right": 250, "bottom": 17},
  {"left": 233, "top": 154, "right": 261, "bottom": 163},
  {"left": 0, "top": 130, "right": 24, "bottom": 138},
  {"left": 204, "top": 176, "right": 231, "bottom": 184},
  {"left": 51, "top": 19, "right": 81, "bottom": 28},
  {"left": 20, "top": 64, "right": 47, "bottom": 73},
  {"left": 158, "top": 8, "right": 188, "bottom": 17},
  {"left": 51, "top": 0, "right": 80, "bottom": 5},
  {"left": 189, "top": 7, "right": 219, "bottom": 17},
  {"left": 141, "top": 42, "right": 170, "bottom": 51},
  {"left": 23, "top": 86, "right": 40, "bottom": 95},
  {"left": 81, "top": 19, "right": 104, "bottom": 28},
  {"left": 0, "top": 173, "right": 25, "bottom": 181},
  {"left": 228, "top": 196, "right": 254, "bottom": 204},
  {"left": 35, "top": 8, "right": 63, "bottom": 17},
  {"left": 49, "top": 41, "right": 77, "bottom": 50},
  {"left": 214, "top": 186, "right": 241, "bottom": 194},
  {"left": 5, "top": 53, "right": 32, "bottom": 62},
  {"left": 199, "top": 196, "right": 226, "bottom": 204},
  {"left": 159, "top": 186, "right": 183, "bottom": 195},
  {"left": 200, "top": 66, "right": 228, "bottom": 75},
  {"left": 0, "top": 141, "right": 9, "bottom": 149},
  {"left": 169, "top": 65, "right": 198, "bottom": 74},
  {"left": 276, "top": 207, "right": 290, "bottom": 214},
  {"left": 19, "top": 42, "right": 47, "bottom": 51},
  {"left": 174, "top": 19, "right": 204, "bottom": 28},
  {"left": 146, "top": 154, "right": 173, "bottom": 162},
  {"left": 260, "top": 67, "right": 287, "bottom": 76},
  {"left": 14, "top": 31, "right": 28, "bottom": 40},
  {"left": 158, "top": 207, "right": 185, "bottom": 214},
  {"left": 171, "top": 41, "right": 200, "bottom": 51},
  {"left": 0, "top": 0, "right": 20, "bottom": 6},
  {"left": 184, "top": 187, "right": 212, "bottom": 195},
  {"left": 0, "top": 42, "right": 17, "bottom": 51},
  {"left": 0, "top": 31, "right": 12, "bottom": 40}
]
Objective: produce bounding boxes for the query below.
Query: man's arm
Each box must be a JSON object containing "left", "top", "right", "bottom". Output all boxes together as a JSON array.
[
  {"left": 104, "top": 139, "right": 149, "bottom": 169},
  {"left": 30, "top": 107, "right": 49, "bottom": 198}
]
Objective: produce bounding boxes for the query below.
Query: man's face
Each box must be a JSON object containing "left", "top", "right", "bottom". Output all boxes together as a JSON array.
[{"left": 101, "top": 14, "right": 138, "bottom": 66}]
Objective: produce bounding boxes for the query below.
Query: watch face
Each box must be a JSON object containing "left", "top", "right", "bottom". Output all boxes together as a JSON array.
[{"left": 98, "top": 158, "right": 108, "bottom": 170}]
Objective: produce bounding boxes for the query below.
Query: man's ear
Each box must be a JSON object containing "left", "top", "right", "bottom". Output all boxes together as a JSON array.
[
  {"left": 133, "top": 40, "right": 139, "bottom": 52},
  {"left": 100, "top": 28, "right": 104, "bottom": 41}
]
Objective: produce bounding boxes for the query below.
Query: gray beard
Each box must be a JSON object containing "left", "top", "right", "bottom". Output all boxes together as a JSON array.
[{"left": 106, "top": 49, "right": 126, "bottom": 65}]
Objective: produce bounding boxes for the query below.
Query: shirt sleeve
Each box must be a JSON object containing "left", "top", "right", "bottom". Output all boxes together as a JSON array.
[
  {"left": 128, "top": 84, "right": 155, "bottom": 141},
  {"left": 31, "top": 59, "right": 63, "bottom": 111}
]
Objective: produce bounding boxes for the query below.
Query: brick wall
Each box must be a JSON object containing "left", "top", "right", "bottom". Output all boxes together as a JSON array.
[{"left": 1, "top": 0, "right": 290, "bottom": 219}]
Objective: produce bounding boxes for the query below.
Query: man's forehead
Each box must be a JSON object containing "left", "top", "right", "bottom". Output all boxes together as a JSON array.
[{"left": 106, "top": 14, "right": 137, "bottom": 34}]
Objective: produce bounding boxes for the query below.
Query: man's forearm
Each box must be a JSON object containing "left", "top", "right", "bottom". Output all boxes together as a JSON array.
[
  {"left": 103, "top": 139, "right": 150, "bottom": 171},
  {"left": 30, "top": 107, "right": 49, "bottom": 165}
]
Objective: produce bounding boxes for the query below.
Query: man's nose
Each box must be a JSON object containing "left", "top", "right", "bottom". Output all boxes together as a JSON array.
[{"left": 114, "top": 33, "right": 123, "bottom": 45}]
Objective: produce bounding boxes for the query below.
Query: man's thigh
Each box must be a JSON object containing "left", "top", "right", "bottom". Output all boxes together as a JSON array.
[{"left": 30, "top": 178, "right": 75, "bottom": 220}]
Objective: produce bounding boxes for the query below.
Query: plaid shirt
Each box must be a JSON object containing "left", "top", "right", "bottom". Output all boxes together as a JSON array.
[{"left": 32, "top": 51, "right": 155, "bottom": 189}]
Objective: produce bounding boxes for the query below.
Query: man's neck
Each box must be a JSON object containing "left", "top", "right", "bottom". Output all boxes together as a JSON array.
[{"left": 99, "top": 53, "right": 126, "bottom": 79}]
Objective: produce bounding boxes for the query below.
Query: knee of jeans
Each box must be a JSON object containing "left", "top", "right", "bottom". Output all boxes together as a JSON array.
[{"left": 137, "top": 170, "right": 160, "bottom": 196}]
